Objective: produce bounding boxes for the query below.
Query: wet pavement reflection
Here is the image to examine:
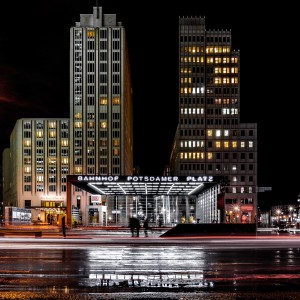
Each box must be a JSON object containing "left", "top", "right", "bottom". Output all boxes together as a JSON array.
[{"left": 1, "top": 245, "right": 300, "bottom": 299}]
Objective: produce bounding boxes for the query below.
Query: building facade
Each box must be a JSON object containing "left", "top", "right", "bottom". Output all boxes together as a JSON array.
[
  {"left": 68, "top": 6, "right": 133, "bottom": 225},
  {"left": 2, "top": 118, "right": 69, "bottom": 225},
  {"left": 2, "top": 6, "right": 133, "bottom": 226},
  {"left": 2, "top": 8, "right": 257, "bottom": 226},
  {"left": 170, "top": 17, "right": 258, "bottom": 223}
]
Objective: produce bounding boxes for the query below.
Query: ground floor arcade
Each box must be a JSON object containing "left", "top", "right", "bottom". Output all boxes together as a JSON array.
[{"left": 66, "top": 175, "right": 223, "bottom": 227}]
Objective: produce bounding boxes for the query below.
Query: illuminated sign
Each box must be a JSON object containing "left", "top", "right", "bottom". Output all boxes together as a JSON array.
[
  {"left": 91, "top": 195, "right": 101, "bottom": 203},
  {"left": 240, "top": 205, "right": 254, "bottom": 211},
  {"left": 41, "top": 196, "right": 65, "bottom": 200},
  {"left": 77, "top": 175, "right": 214, "bottom": 183}
]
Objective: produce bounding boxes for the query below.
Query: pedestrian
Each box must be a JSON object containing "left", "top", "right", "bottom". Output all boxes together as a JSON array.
[
  {"left": 129, "top": 217, "right": 135, "bottom": 237},
  {"left": 133, "top": 217, "right": 140, "bottom": 237},
  {"left": 143, "top": 217, "right": 149, "bottom": 237},
  {"left": 129, "top": 217, "right": 140, "bottom": 237},
  {"left": 61, "top": 215, "right": 66, "bottom": 238},
  {"left": 158, "top": 218, "right": 163, "bottom": 227}
]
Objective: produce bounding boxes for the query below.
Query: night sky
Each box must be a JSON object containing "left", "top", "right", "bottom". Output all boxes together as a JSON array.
[{"left": 0, "top": 1, "right": 296, "bottom": 208}]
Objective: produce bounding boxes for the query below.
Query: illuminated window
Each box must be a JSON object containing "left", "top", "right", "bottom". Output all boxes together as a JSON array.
[
  {"left": 214, "top": 68, "right": 221, "bottom": 74},
  {"left": 216, "top": 130, "right": 221, "bottom": 137},
  {"left": 24, "top": 140, "right": 31, "bottom": 147},
  {"left": 113, "top": 139, "right": 120, "bottom": 146},
  {"left": 48, "top": 122, "right": 56, "bottom": 129},
  {"left": 207, "top": 130, "right": 213, "bottom": 137},
  {"left": 206, "top": 57, "right": 214, "bottom": 64},
  {"left": 75, "top": 112, "right": 82, "bottom": 119},
  {"left": 61, "top": 139, "right": 69, "bottom": 147},
  {"left": 215, "top": 141, "right": 221, "bottom": 148},
  {"left": 207, "top": 153, "right": 213, "bottom": 159},
  {"left": 24, "top": 166, "right": 31, "bottom": 173},
  {"left": 49, "top": 131, "right": 56, "bottom": 138},
  {"left": 224, "top": 130, "right": 229, "bottom": 136},
  {"left": 37, "top": 175, "right": 44, "bottom": 183},
  {"left": 88, "top": 121, "right": 94, "bottom": 128},
  {"left": 87, "top": 30, "right": 95, "bottom": 38},
  {"left": 113, "top": 97, "right": 120, "bottom": 105},
  {"left": 241, "top": 141, "right": 245, "bottom": 148},
  {"left": 74, "top": 167, "right": 82, "bottom": 174},
  {"left": 48, "top": 158, "right": 56, "bottom": 164},
  {"left": 224, "top": 141, "right": 229, "bottom": 148},
  {"left": 62, "top": 158, "right": 69, "bottom": 164},
  {"left": 36, "top": 131, "right": 43, "bottom": 138},
  {"left": 249, "top": 141, "right": 253, "bottom": 148},
  {"left": 232, "top": 165, "right": 237, "bottom": 171},
  {"left": 100, "top": 122, "right": 107, "bottom": 128},
  {"left": 113, "top": 149, "right": 119, "bottom": 155},
  {"left": 232, "top": 141, "right": 237, "bottom": 148},
  {"left": 74, "top": 121, "right": 82, "bottom": 128},
  {"left": 100, "top": 97, "right": 108, "bottom": 105}
]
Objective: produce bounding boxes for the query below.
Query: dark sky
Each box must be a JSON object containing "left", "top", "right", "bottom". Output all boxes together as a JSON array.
[{"left": 0, "top": 1, "right": 297, "bottom": 208}]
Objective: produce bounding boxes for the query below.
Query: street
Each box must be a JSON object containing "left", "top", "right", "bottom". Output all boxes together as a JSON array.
[{"left": 0, "top": 233, "right": 300, "bottom": 299}]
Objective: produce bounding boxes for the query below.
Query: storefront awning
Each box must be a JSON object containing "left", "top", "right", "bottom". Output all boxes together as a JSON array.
[{"left": 67, "top": 175, "right": 223, "bottom": 196}]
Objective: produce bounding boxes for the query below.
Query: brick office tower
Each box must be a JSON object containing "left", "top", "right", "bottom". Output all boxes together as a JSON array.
[{"left": 170, "top": 17, "right": 257, "bottom": 223}]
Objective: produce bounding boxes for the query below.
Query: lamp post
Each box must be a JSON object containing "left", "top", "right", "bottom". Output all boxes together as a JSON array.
[
  {"left": 289, "top": 206, "right": 294, "bottom": 224},
  {"left": 297, "top": 195, "right": 300, "bottom": 227},
  {"left": 276, "top": 209, "right": 281, "bottom": 225}
]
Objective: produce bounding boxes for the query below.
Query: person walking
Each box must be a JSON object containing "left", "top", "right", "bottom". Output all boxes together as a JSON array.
[
  {"left": 129, "top": 217, "right": 140, "bottom": 237},
  {"left": 61, "top": 215, "right": 66, "bottom": 238},
  {"left": 129, "top": 217, "right": 135, "bottom": 237},
  {"left": 143, "top": 217, "right": 149, "bottom": 237},
  {"left": 133, "top": 217, "right": 140, "bottom": 237}
]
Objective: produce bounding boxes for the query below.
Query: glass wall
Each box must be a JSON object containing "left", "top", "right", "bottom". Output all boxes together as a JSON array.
[{"left": 91, "top": 195, "right": 198, "bottom": 227}]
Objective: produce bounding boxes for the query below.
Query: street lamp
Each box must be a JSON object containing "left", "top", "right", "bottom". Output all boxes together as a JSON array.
[
  {"left": 288, "top": 206, "right": 294, "bottom": 224},
  {"left": 276, "top": 209, "right": 281, "bottom": 225}
]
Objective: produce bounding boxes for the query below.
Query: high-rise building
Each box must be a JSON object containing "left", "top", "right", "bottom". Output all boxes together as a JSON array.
[
  {"left": 170, "top": 17, "right": 257, "bottom": 223},
  {"left": 69, "top": 6, "right": 133, "bottom": 177},
  {"left": 2, "top": 9, "right": 257, "bottom": 226},
  {"left": 2, "top": 6, "right": 133, "bottom": 226},
  {"left": 68, "top": 6, "right": 133, "bottom": 225}
]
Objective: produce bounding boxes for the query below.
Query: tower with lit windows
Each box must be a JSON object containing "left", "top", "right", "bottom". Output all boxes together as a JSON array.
[
  {"left": 70, "top": 6, "right": 133, "bottom": 177},
  {"left": 170, "top": 17, "right": 257, "bottom": 223},
  {"left": 2, "top": 6, "right": 134, "bottom": 226},
  {"left": 68, "top": 7, "right": 134, "bottom": 224}
]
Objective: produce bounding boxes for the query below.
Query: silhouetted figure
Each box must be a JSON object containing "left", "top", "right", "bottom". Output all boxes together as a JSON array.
[
  {"left": 158, "top": 219, "right": 163, "bottom": 227},
  {"left": 129, "top": 217, "right": 140, "bottom": 237},
  {"left": 61, "top": 216, "right": 66, "bottom": 238},
  {"left": 143, "top": 217, "right": 149, "bottom": 237}
]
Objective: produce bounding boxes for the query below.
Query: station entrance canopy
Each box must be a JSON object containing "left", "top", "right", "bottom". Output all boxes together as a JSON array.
[{"left": 67, "top": 175, "right": 222, "bottom": 196}]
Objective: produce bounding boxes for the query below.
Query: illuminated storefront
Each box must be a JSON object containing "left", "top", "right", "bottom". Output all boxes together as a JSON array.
[{"left": 67, "top": 175, "right": 223, "bottom": 227}]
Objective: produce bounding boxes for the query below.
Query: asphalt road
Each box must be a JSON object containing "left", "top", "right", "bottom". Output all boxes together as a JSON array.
[{"left": 1, "top": 232, "right": 300, "bottom": 299}]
